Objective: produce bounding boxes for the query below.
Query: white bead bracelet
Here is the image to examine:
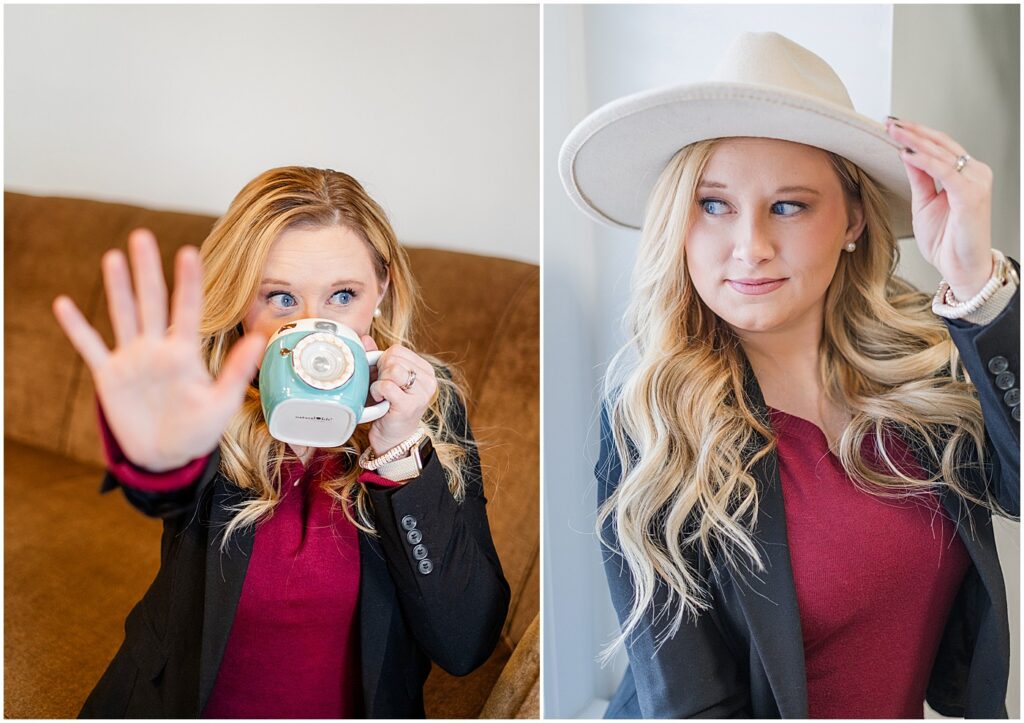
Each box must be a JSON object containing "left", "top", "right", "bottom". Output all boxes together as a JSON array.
[
  {"left": 358, "top": 427, "right": 426, "bottom": 471},
  {"left": 932, "top": 249, "right": 1018, "bottom": 320}
]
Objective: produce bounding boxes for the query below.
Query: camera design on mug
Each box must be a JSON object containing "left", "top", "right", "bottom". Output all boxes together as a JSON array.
[{"left": 259, "top": 318, "right": 389, "bottom": 447}]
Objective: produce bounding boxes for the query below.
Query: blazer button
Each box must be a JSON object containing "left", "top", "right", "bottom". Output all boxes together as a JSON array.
[
  {"left": 1013, "top": 405, "right": 1020, "bottom": 422},
  {"left": 418, "top": 559, "right": 434, "bottom": 575},
  {"left": 407, "top": 529, "right": 423, "bottom": 545},
  {"left": 996, "top": 371, "right": 1015, "bottom": 390},
  {"left": 1005, "top": 388, "right": 1020, "bottom": 407},
  {"left": 988, "top": 356, "right": 1010, "bottom": 374},
  {"left": 413, "top": 544, "right": 428, "bottom": 560},
  {"left": 401, "top": 515, "right": 417, "bottom": 531}
]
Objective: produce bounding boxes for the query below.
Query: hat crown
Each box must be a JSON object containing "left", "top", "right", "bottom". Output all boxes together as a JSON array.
[{"left": 709, "top": 31, "right": 854, "bottom": 110}]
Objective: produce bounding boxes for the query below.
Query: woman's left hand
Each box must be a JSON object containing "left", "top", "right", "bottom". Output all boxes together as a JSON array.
[
  {"left": 886, "top": 117, "right": 995, "bottom": 300},
  {"left": 361, "top": 336, "right": 438, "bottom": 456}
]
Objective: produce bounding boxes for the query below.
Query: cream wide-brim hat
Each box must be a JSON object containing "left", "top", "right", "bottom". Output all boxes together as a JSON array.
[{"left": 558, "top": 31, "right": 914, "bottom": 239}]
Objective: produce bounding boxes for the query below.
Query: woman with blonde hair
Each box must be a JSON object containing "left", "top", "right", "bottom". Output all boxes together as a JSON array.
[
  {"left": 53, "top": 166, "right": 509, "bottom": 718},
  {"left": 560, "top": 32, "right": 1018, "bottom": 718}
]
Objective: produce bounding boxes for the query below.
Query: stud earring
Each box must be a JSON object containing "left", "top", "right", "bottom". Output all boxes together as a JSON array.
[
  {"left": 374, "top": 306, "right": 382, "bottom": 317},
  {"left": 845, "top": 242, "right": 857, "bottom": 253}
]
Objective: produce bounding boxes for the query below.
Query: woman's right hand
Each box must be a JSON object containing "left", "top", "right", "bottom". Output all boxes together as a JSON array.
[{"left": 52, "top": 228, "right": 267, "bottom": 472}]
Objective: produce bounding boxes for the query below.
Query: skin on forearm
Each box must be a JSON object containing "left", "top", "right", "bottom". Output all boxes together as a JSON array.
[{"left": 947, "top": 254, "right": 996, "bottom": 302}]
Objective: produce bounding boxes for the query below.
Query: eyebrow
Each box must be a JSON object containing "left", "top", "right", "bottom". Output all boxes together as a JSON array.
[
  {"left": 260, "top": 278, "right": 366, "bottom": 287},
  {"left": 698, "top": 180, "right": 821, "bottom": 196}
]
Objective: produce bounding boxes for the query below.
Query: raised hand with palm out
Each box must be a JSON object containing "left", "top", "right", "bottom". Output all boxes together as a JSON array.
[{"left": 52, "top": 228, "right": 266, "bottom": 472}]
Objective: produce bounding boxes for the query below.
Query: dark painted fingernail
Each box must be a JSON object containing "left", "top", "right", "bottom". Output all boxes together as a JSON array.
[{"left": 902, "top": 146, "right": 916, "bottom": 155}]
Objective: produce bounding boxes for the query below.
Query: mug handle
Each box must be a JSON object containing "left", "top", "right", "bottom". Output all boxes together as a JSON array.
[{"left": 358, "top": 350, "right": 390, "bottom": 423}]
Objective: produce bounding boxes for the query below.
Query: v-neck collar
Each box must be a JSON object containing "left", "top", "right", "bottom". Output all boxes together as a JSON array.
[
  {"left": 768, "top": 406, "right": 824, "bottom": 437},
  {"left": 767, "top": 405, "right": 842, "bottom": 456}
]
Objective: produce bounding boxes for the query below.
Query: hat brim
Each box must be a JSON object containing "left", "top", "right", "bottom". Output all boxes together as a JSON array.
[{"left": 559, "top": 82, "right": 914, "bottom": 239}]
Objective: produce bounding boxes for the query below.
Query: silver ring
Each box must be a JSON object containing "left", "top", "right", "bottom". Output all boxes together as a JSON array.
[
  {"left": 399, "top": 369, "right": 417, "bottom": 392},
  {"left": 954, "top": 154, "right": 971, "bottom": 173}
]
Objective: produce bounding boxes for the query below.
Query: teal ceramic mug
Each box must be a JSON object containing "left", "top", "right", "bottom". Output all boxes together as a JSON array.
[{"left": 258, "top": 318, "right": 389, "bottom": 447}]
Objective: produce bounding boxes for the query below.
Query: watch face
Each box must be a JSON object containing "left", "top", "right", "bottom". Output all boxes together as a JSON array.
[{"left": 416, "top": 436, "right": 434, "bottom": 467}]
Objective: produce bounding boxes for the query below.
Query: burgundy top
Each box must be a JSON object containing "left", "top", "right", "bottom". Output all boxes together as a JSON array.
[
  {"left": 770, "top": 407, "right": 971, "bottom": 719},
  {"left": 98, "top": 406, "right": 401, "bottom": 718}
]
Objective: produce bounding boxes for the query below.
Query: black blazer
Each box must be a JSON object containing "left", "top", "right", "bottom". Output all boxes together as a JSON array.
[
  {"left": 79, "top": 397, "right": 510, "bottom": 718},
  {"left": 597, "top": 283, "right": 1020, "bottom": 719}
]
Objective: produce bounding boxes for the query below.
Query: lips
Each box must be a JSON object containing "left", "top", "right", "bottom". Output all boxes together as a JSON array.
[{"left": 725, "top": 277, "right": 788, "bottom": 295}]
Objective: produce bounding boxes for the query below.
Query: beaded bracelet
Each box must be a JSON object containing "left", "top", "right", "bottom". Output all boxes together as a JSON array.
[
  {"left": 932, "top": 249, "right": 1018, "bottom": 320},
  {"left": 358, "top": 427, "right": 426, "bottom": 471}
]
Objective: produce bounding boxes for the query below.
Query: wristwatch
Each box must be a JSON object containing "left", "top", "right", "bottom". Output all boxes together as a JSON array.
[{"left": 375, "top": 435, "right": 434, "bottom": 481}]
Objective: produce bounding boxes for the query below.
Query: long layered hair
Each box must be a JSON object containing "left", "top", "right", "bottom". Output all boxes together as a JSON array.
[
  {"left": 598, "top": 138, "right": 1002, "bottom": 659},
  {"left": 197, "top": 167, "right": 468, "bottom": 549}
]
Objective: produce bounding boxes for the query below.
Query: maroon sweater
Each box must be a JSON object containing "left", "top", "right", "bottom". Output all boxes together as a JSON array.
[
  {"left": 98, "top": 408, "right": 400, "bottom": 718},
  {"left": 769, "top": 407, "right": 971, "bottom": 718}
]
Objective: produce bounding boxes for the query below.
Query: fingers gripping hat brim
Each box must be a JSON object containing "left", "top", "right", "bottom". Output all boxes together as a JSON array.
[{"left": 558, "top": 82, "right": 914, "bottom": 239}]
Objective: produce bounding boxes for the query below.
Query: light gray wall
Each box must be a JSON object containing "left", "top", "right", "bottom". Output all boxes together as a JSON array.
[
  {"left": 892, "top": 4, "right": 1020, "bottom": 286},
  {"left": 543, "top": 4, "right": 1018, "bottom": 718},
  {"left": 4, "top": 4, "right": 539, "bottom": 263},
  {"left": 893, "top": 6, "right": 1020, "bottom": 718}
]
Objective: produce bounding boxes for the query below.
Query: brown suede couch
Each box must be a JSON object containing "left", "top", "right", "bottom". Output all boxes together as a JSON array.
[{"left": 4, "top": 191, "right": 539, "bottom": 719}]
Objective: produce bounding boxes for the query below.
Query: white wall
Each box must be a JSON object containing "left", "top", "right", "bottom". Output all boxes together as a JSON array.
[
  {"left": 543, "top": 4, "right": 1018, "bottom": 719},
  {"left": 4, "top": 4, "right": 539, "bottom": 264},
  {"left": 542, "top": 6, "right": 610, "bottom": 719}
]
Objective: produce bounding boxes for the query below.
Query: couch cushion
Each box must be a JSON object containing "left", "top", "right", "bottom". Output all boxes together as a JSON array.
[{"left": 4, "top": 439, "right": 162, "bottom": 718}]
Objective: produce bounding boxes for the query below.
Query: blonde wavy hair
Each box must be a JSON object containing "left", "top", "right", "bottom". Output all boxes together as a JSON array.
[
  {"left": 197, "top": 166, "right": 469, "bottom": 550},
  {"left": 598, "top": 138, "right": 1004, "bottom": 659}
]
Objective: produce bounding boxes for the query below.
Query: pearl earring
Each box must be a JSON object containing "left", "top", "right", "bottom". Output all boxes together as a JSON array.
[
  {"left": 374, "top": 306, "right": 382, "bottom": 317},
  {"left": 845, "top": 242, "right": 857, "bottom": 253}
]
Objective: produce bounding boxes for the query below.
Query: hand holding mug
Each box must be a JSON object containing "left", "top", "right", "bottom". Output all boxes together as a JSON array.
[
  {"left": 360, "top": 336, "right": 438, "bottom": 456},
  {"left": 52, "top": 228, "right": 267, "bottom": 472}
]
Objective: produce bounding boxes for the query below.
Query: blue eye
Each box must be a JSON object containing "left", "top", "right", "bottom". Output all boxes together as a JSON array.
[
  {"left": 331, "top": 288, "right": 356, "bottom": 305},
  {"left": 267, "top": 291, "right": 296, "bottom": 308},
  {"left": 699, "top": 198, "right": 729, "bottom": 215},
  {"left": 771, "top": 201, "right": 805, "bottom": 216}
]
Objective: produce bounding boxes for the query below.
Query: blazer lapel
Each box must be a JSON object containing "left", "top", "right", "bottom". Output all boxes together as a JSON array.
[
  {"left": 730, "top": 364, "right": 810, "bottom": 718},
  {"left": 909, "top": 428, "right": 1009, "bottom": 715},
  {"left": 198, "top": 477, "right": 256, "bottom": 716},
  {"left": 900, "top": 426, "right": 1006, "bottom": 616},
  {"left": 939, "top": 489, "right": 1003, "bottom": 599},
  {"left": 358, "top": 530, "right": 397, "bottom": 716}
]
